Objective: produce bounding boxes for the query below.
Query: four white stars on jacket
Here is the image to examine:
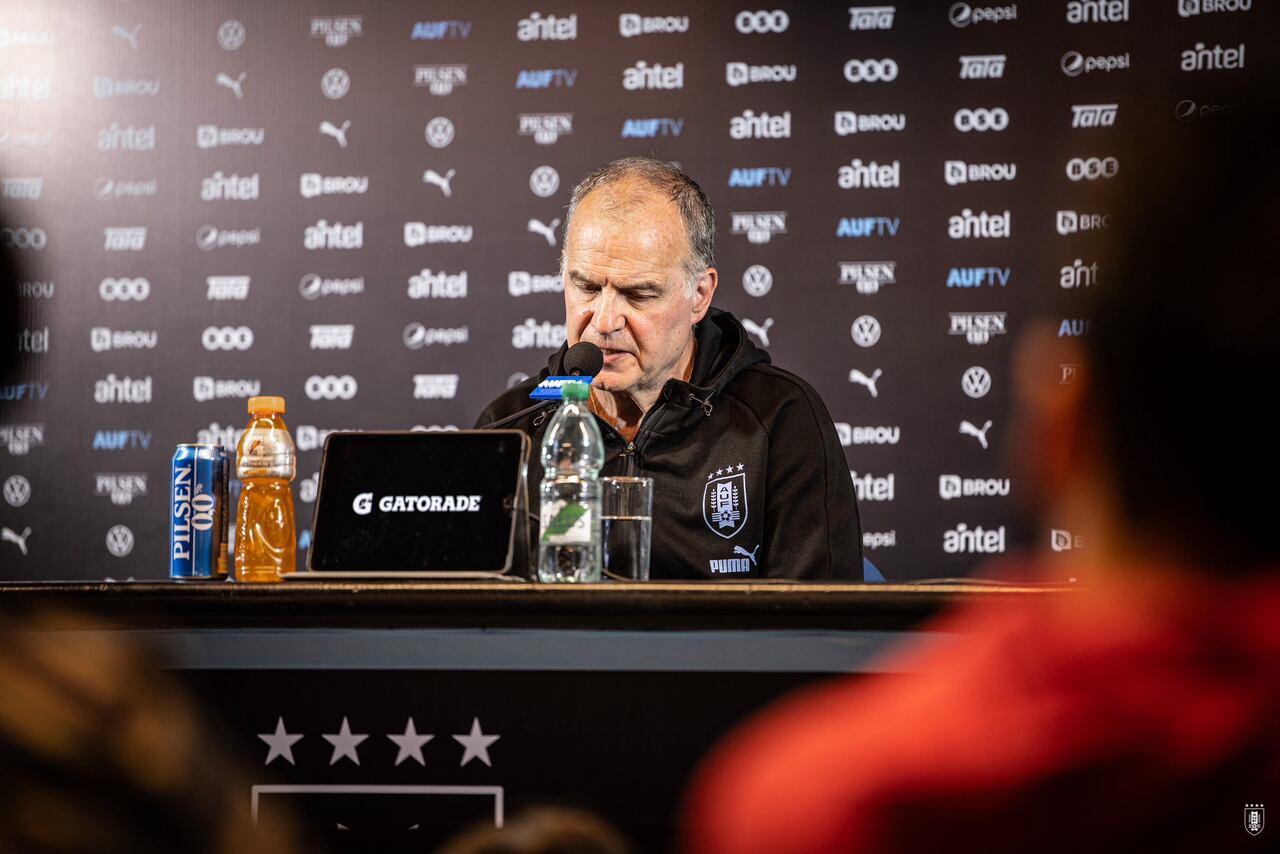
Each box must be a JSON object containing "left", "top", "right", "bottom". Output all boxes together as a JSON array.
[{"left": 257, "top": 716, "right": 499, "bottom": 767}]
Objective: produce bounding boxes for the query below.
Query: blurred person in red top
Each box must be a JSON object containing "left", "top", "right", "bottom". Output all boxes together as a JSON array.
[{"left": 683, "top": 104, "right": 1280, "bottom": 852}]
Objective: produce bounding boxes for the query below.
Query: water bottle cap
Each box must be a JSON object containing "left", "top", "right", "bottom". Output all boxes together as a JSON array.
[
  {"left": 561, "top": 382, "right": 590, "bottom": 401},
  {"left": 247, "top": 395, "right": 286, "bottom": 414}
]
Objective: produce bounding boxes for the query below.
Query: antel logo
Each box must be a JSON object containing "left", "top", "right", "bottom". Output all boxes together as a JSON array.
[
  {"left": 94, "top": 374, "right": 152, "bottom": 404},
  {"left": 1066, "top": 0, "right": 1129, "bottom": 22},
  {"left": 948, "top": 209, "right": 1010, "bottom": 239},
  {"left": 730, "top": 109, "right": 791, "bottom": 140},
  {"left": 943, "top": 523, "right": 1006, "bottom": 554},
  {"left": 511, "top": 319, "right": 566, "bottom": 350},
  {"left": 838, "top": 159, "right": 900, "bottom": 189},
  {"left": 200, "top": 171, "right": 259, "bottom": 201},
  {"left": 305, "top": 219, "right": 364, "bottom": 249},
  {"left": 949, "top": 3, "right": 1018, "bottom": 27},
  {"left": 1061, "top": 51, "right": 1130, "bottom": 76},
  {"left": 1060, "top": 258, "right": 1101, "bottom": 289},
  {"left": 17, "top": 327, "right": 48, "bottom": 354},
  {"left": 1066, "top": 156, "right": 1119, "bottom": 181},
  {"left": 99, "top": 277, "right": 150, "bottom": 301},
  {"left": 408, "top": 269, "right": 468, "bottom": 299},
  {"left": 517, "top": 12, "right": 577, "bottom": 41},
  {"left": 843, "top": 58, "right": 898, "bottom": 83},
  {"left": 201, "top": 326, "right": 253, "bottom": 351},
  {"left": 619, "top": 14, "right": 690, "bottom": 37},
  {"left": 953, "top": 107, "right": 1008, "bottom": 132},
  {"left": 623, "top": 61, "right": 684, "bottom": 90},
  {"left": 850, "top": 470, "right": 895, "bottom": 502},
  {"left": 1180, "top": 42, "right": 1246, "bottom": 71},
  {"left": 940, "top": 475, "right": 1011, "bottom": 499},
  {"left": 305, "top": 375, "right": 358, "bottom": 401},
  {"left": 735, "top": 10, "right": 790, "bottom": 33}
]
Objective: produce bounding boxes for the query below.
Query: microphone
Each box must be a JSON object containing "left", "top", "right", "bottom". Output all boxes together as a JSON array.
[{"left": 481, "top": 342, "right": 603, "bottom": 429}]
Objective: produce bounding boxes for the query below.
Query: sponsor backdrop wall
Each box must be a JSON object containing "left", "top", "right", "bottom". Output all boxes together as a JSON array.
[{"left": 0, "top": 1, "right": 1269, "bottom": 581}]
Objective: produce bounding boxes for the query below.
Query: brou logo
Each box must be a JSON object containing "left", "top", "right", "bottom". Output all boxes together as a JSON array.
[
  {"left": 1056, "top": 210, "right": 1111, "bottom": 235},
  {"left": 725, "top": 63, "right": 796, "bottom": 87},
  {"left": 945, "top": 160, "right": 1016, "bottom": 185},
  {"left": 300, "top": 173, "right": 368, "bottom": 198},
  {"left": 621, "top": 117, "right": 683, "bottom": 138},
  {"left": 730, "top": 110, "right": 791, "bottom": 140},
  {"left": 404, "top": 222, "right": 473, "bottom": 246},
  {"left": 623, "top": 61, "right": 684, "bottom": 90},
  {"left": 837, "top": 217, "right": 900, "bottom": 238},
  {"left": 939, "top": 475, "right": 1011, "bottom": 499},
  {"left": 834, "top": 112, "right": 906, "bottom": 135},
  {"left": 943, "top": 523, "right": 1006, "bottom": 553},
  {"left": 728, "top": 167, "right": 791, "bottom": 188},
  {"left": 834, "top": 424, "right": 900, "bottom": 446},
  {"left": 619, "top": 14, "right": 689, "bottom": 37},
  {"left": 508, "top": 271, "right": 562, "bottom": 296},
  {"left": 515, "top": 68, "right": 577, "bottom": 89},
  {"left": 196, "top": 125, "right": 264, "bottom": 148},
  {"left": 730, "top": 212, "right": 787, "bottom": 244},
  {"left": 1179, "top": 0, "right": 1252, "bottom": 16}
]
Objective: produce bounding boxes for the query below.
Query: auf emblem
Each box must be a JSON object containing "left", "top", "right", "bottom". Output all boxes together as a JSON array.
[
  {"left": 703, "top": 469, "right": 748, "bottom": 539},
  {"left": 1245, "top": 804, "right": 1264, "bottom": 836}
]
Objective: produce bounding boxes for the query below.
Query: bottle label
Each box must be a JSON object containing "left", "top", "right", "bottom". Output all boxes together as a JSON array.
[{"left": 540, "top": 500, "right": 592, "bottom": 545}]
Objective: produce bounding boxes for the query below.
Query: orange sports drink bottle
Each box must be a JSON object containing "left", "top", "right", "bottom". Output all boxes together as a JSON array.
[{"left": 234, "top": 396, "right": 297, "bottom": 582}]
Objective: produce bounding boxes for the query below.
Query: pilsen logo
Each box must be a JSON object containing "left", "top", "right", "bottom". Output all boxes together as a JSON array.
[
  {"left": 352, "top": 492, "right": 482, "bottom": 515},
  {"left": 704, "top": 464, "right": 748, "bottom": 539},
  {"left": 519, "top": 113, "right": 573, "bottom": 144},
  {"left": 731, "top": 211, "right": 787, "bottom": 244}
]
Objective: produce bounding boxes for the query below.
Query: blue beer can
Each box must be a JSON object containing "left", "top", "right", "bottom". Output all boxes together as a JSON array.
[{"left": 170, "top": 444, "right": 226, "bottom": 579}]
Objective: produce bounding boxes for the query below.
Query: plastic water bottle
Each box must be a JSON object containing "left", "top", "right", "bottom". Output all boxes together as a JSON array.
[
  {"left": 234, "top": 395, "right": 296, "bottom": 582},
  {"left": 538, "top": 382, "right": 603, "bottom": 582}
]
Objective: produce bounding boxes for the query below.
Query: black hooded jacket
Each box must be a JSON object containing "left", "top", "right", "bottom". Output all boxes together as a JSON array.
[{"left": 476, "top": 308, "right": 862, "bottom": 580}]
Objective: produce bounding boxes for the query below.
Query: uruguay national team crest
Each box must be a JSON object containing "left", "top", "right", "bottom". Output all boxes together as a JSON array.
[
  {"left": 1245, "top": 804, "right": 1264, "bottom": 836},
  {"left": 704, "top": 464, "right": 748, "bottom": 539}
]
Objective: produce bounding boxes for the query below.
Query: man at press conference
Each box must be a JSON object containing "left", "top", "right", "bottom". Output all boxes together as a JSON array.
[{"left": 477, "top": 157, "right": 862, "bottom": 580}]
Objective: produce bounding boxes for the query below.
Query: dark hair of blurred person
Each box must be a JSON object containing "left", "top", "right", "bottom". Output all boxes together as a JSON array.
[
  {"left": 682, "top": 103, "right": 1280, "bottom": 853},
  {"left": 437, "top": 806, "right": 632, "bottom": 854}
]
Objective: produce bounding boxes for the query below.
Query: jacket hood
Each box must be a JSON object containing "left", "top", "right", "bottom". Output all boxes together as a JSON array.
[{"left": 542, "top": 308, "right": 770, "bottom": 420}]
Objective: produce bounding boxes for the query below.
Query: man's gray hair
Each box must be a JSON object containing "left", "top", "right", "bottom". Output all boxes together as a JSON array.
[{"left": 560, "top": 157, "right": 715, "bottom": 297}]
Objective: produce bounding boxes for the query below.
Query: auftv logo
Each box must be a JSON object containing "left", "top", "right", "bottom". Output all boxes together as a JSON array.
[
  {"left": 622, "top": 117, "right": 683, "bottom": 138},
  {"left": 837, "top": 217, "right": 900, "bottom": 238},
  {"left": 515, "top": 68, "right": 577, "bottom": 89},
  {"left": 728, "top": 167, "right": 791, "bottom": 188}
]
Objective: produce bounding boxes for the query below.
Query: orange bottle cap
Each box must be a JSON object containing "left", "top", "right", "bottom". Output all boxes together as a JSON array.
[{"left": 247, "top": 395, "right": 285, "bottom": 414}]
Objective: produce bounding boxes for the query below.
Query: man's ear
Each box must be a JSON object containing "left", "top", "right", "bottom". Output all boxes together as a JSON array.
[{"left": 691, "top": 268, "right": 718, "bottom": 323}]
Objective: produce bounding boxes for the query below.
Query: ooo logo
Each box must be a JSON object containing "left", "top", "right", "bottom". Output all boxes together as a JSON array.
[
  {"left": 322, "top": 68, "right": 351, "bottom": 99},
  {"left": 0, "top": 228, "right": 47, "bottom": 250},
  {"left": 843, "top": 58, "right": 898, "bottom": 83},
  {"left": 99, "top": 277, "right": 150, "bottom": 301},
  {"left": 201, "top": 326, "right": 254, "bottom": 351},
  {"left": 954, "top": 107, "right": 1009, "bottom": 132},
  {"left": 735, "top": 10, "right": 789, "bottom": 33},
  {"left": 425, "top": 117, "right": 455, "bottom": 148},
  {"left": 1066, "top": 156, "right": 1119, "bottom": 181},
  {"left": 306, "top": 375, "right": 358, "bottom": 401}
]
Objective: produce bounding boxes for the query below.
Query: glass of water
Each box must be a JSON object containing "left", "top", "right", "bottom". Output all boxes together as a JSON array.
[{"left": 601, "top": 476, "right": 653, "bottom": 581}]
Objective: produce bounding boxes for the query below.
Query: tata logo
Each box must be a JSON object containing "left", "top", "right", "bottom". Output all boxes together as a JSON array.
[
  {"left": 947, "top": 267, "right": 1010, "bottom": 287},
  {"left": 959, "top": 54, "right": 1006, "bottom": 78},
  {"left": 518, "top": 12, "right": 577, "bottom": 41},
  {"left": 838, "top": 159, "right": 900, "bottom": 189},
  {"left": 1055, "top": 210, "right": 1111, "bottom": 235},
  {"left": 1179, "top": 0, "right": 1252, "bottom": 16},
  {"left": 516, "top": 68, "right": 577, "bottom": 89},
  {"left": 624, "top": 61, "right": 684, "bottom": 90},
  {"left": 944, "top": 523, "right": 1006, "bottom": 554},
  {"left": 843, "top": 58, "right": 898, "bottom": 83},
  {"left": 726, "top": 63, "right": 796, "bottom": 86},
  {"left": 305, "top": 375, "right": 358, "bottom": 401},
  {"left": 201, "top": 171, "right": 259, "bottom": 201},
  {"left": 414, "top": 64, "right": 468, "bottom": 96},
  {"left": 834, "top": 424, "right": 900, "bottom": 446},
  {"left": 310, "top": 16, "right": 363, "bottom": 47},
  {"left": 1051, "top": 528, "right": 1085, "bottom": 551},
  {"left": 1181, "top": 42, "right": 1246, "bottom": 71},
  {"left": 0, "top": 74, "right": 51, "bottom": 101},
  {"left": 405, "top": 222, "right": 474, "bottom": 246},
  {"left": 511, "top": 320, "right": 566, "bottom": 350},
  {"left": 621, "top": 117, "right": 683, "bottom": 138},
  {"left": 103, "top": 227, "right": 145, "bottom": 251},
  {"left": 305, "top": 220, "right": 363, "bottom": 250},
  {"left": 837, "top": 217, "right": 900, "bottom": 238},
  {"left": 839, "top": 261, "right": 895, "bottom": 294},
  {"left": 0, "top": 424, "right": 45, "bottom": 455},
  {"left": 519, "top": 113, "right": 573, "bottom": 144},
  {"left": 508, "top": 271, "right": 563, "bottom": 296},
  {"left": 735, "top": 10, "right": 790, "bottom": 33},
  {"left": 412, "top": 374, "right": 460, "bottom": 400},
  {"left": 954, "top": 107, "right": 1009, "bottom": 132},
  {"left": 619, "top": 14, "right": 689, "bottom": 36},
  {"left": 1070, "top": 103, "right": 1118, "bottom": 127},
  {"left": 411, "top": 20, "right": 472, "bottom": 40},
  {"left": 193, "top": 377, "right": 260, "bottom": 402},
  {"left": 1061, "top": 50, "right": 1130, "bottom": 76},
  {"left": 850, "top": 470, "right": 895, "bottom": 502},
  {"left": 940, "top": 475, "right": 1011, "bottom": 499},
  {"left": 301, "top": 274, "right": 364, "bottom": 299},
  {"left": 1058, "top": 318, "right": 1092, "bottom": 337},
  {"left": 945, "top": 160, "right": 1016, "bottom": 185},
  {"left": 91, "top": 429, "right": 150, "bottom": 451},
  {"left": 729, "top": 110, "right": 791, "bottom": 140},
  {"left": 196, "top": 125, "right": 264, "bottom": 148},
  {"left": 1066, "top": 156, "right": 1119, "bottom": 181},
  {"left": 94, "top": 374, "right": 151, "bottom": 404},
  {"left": 309, "top": 324, "right": 355, "bottom": 350},
  {"left": 949, "top": 3, "right": 1018, "bottom": 26},
  {"left": 730, "top": 212, "right": 787, "bottom": 244},
  {"left": 728, "top": 167, "right": 791, "bottom": 188},
  {"left": 949, "top": 312, "right": 1007, "bottom": 345},
  {"left": 948, "top": 209, "right": 1010, "bottom": 239},
  {"left": 849, "top": 6, "right": 896, "bottom": 29},
  {"left": 1060, "top": 259, "right": 1100, "bottom": 289},
  {"left": 408, "top": 269, "right": 468, "bottom": 299},
  {"left": 834, "top": 112, "right": 906, "bottom": 135},
  {"left": 1066, "top": 0, "right": 1129, "bottom": 22}
]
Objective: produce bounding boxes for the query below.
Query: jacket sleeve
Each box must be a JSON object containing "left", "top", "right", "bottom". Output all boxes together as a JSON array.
[{"left": 760, "top": 379, "right": 862, "bottom": 580}]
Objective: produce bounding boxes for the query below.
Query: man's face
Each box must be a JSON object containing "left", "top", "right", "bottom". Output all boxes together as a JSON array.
[{"left": 563, "top": 185, "right": 714, "bottom": 399}]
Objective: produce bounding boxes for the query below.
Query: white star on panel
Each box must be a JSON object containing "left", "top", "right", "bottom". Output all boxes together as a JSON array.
[
  {"left": 737, "top": 463, "right": 745, "bottom": 471},
  {"left": 452, "top": 717, "right": 500, "bottom": 767},
  {"left": 388, "top": 718, "right": 434, "bottom": 766},
  {"left": 258, "top": 717, "right": 303, "bottom": 766},
  {"left": 322, "top": 717, "right": 369, "bottom": 766}
]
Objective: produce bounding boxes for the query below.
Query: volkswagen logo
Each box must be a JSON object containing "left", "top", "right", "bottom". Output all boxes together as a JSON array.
[
  {"left": 742, "top": 264, "right": 773, "bottom": 297},
  {"left": 3, "top": 475, "right": 30, "bottom": 507},
  {"left": 851, "top": 315, "right": 882, "bottom": 348},
  {"left": 217, "top": 19, "right": 245, "bottom": 50},
  {"left": 962, "top": 366, "right": 992, "bottom": 398},
  {"left": 105, "top": 524, "right": 134, "bottom": 558},
  {"left": 321, "top": 67, "right": 351, "bottom": 99},
  {"left": 529, "top": 165, "right": 559, "bottom": 198},
  {"left": 425, "top": 116, "right": 455, "bottom": 148}
]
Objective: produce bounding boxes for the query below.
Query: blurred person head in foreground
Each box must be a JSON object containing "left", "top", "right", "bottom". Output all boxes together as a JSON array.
[{"left": 682, "top": 103, "right": 1280, "bottom": 852}]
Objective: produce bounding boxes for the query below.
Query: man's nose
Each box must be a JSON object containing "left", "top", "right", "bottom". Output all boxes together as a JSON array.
[{"left": 591, "top": 289, "right": 626, "bottom": 335}]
